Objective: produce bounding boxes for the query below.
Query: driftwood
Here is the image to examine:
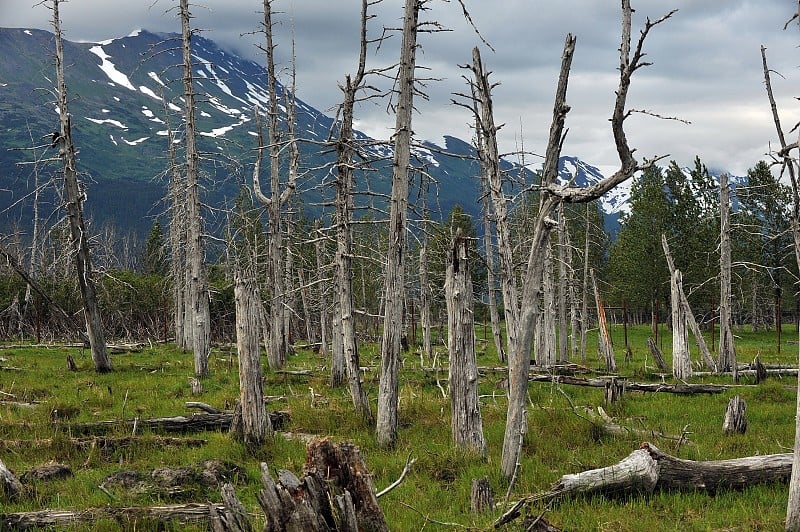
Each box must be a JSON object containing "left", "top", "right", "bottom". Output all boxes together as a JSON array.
[
  {"left": 62, "top": 411, "right": 290, "bottom": 436},
  {"left": 496, "top": 442, "right": 792, "bottom": 528},
  {"left": 1, "top": 503, "right": 225, "bottom": 530}
]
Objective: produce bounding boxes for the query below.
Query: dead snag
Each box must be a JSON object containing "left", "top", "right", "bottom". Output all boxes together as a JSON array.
[{"left": 722, "top": 396, "right": 747, "bottom": 435}]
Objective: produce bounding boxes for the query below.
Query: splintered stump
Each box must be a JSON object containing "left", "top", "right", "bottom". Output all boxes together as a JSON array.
[
  {"left": 604, "top": 377, "right": 626, "bottom": 405},
  {"left": 470, "top": 477, "right": 494, "bottom": 514},
  {"left": 259, "top": 438, "right": 388, "bottom": 532},
  {"left": 722, "top": 396, "right": 747, "bottom": 435}
]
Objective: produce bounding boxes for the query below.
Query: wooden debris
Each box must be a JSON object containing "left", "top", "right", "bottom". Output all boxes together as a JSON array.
[
  {"left": 1, "top": 503, "right": 224, "bottom": 529},
  {"left": 62, "top": 411, "right": 290, "bottom": 436},
  {"left": 21, "top": 463, "right": 72, "bottom": 482},
  {"left": 0, "top": 436, "right": 207, "bottom": 451},
  {"left": 530, "top": 374, "right": 731, "bottom": 395},
  {"left": 722, "top": 396, "right": 747, "bottom": 435},
  {"left": 0, "top": 459, "right": 24, "bottom": 500},
  {"left": 647, "top": 337, "right": 669, "bottom": 371},
  {"left": 495, "top": 442, "right": 793, "bottom": 528},
  {"left": 470, "top": 477, "right": 494, "bottom": 514}
]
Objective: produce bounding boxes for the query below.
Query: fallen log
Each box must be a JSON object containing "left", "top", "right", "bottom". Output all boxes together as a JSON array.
[
  {"left": 0, "top": 436, "right": 207, "bottom": 451},
  {"left": 62, "top": 411, "right": 290, "bottom": 436},
  {"left": 529, "top": 374, "right": 733, "bottom": 395},
  {"left": 495, "top": 442, "right": 793, "bottom": 528},
  {"left": 1, "top": 503, "right": 224, "bottom": 530}
]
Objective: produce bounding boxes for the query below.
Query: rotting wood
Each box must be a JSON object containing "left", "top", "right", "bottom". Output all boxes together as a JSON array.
[
  {"left": 0, "top": 436, "right": 207, "bottom": 451},
  {"left": 0, "top": 459, "right": 24, "bottom": 500},
  {"left": 529, "top": 374, "right": 732, "bottom": 395},
  {"left": 61, "top": 411, "right": 290, "bottom": 436},
  {"left": 495, "top": 442, "right": 793, "bottom": 528},
  {"left": 1, "top": 503, "right": 225, "bottom": 530},
  {"left": 646, "top": 337, "right": 669, "bottom": 371},
  {"left": 470, "top": 477, "right": 494, "bottom": 514},
  {"left": 591, "top": 269, "right": 616, "bottom": 372},
  {"left": 722, "top": 395, "right": 747, "bottom": 435},
  {"left": 210, "top": 483, "right": 252, "bottom": 532}
]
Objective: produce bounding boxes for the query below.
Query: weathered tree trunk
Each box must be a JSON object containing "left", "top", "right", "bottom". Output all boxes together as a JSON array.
[
  {"left": 662, "top": 235, "right": 717, "bottom": 372},
  {"left": 180, "top": 0, "right": 210, "bottom": 377},
  {"left": 210, "top": 483, "right": 253, "bottom": 532},
  {"left": 419, "top": 238, "right": 433, "bottom": 364},
  {"left": 377, "top": 0, "right": 420, "bottom": 448},
  {"left": 580, "top": 203, "right": 591, "bottom": 363},
  {"left": 592, "top": 269, "right": 616, "bottom": 372},
  {"left": 647, "top": 337, "right": 669, "bottom": 371},
  {"left": 233, "top": 272, "right": 273, "bottom": 446},
  {"left": 1, "top": 504, "right": 226, "bottom": 530},
  {"left": 718, "top": 173, "right": 737, "bottom": 377},
  {"left": 314, "top": 230, "right": 329, "bottom": 358},
  {"left": 670, "top": 269, "right": 692, "bottom": 380},
  {"left": 538, "top": 241, "right": 557, "bottom": 367},
  {"left": 722, "top": 395, "right": 747, "bottom": 435},
  {"left": 333, "top": 0, "right": 373, "bottom": 424},
  {"left": 51, "top": 0, "right": 112, "bottom": 373},
  {"left": 558, "top": 203, "right": 571, "bottom": 363},
  {"left": 446, "top": 230, "right": 487, "bottom": 456}
]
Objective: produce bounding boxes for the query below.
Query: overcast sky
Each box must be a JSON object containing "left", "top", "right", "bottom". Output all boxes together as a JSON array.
[{"left": 2, "top": 0, "right": 800, "bottom": 176}]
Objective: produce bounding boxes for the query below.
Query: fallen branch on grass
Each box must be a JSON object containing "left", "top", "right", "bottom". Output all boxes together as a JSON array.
[
  {"left": 62, "top": 411, "right": 290, "bottom": 436},
  {"left": 495, "top": 442, "right": 792, "bottom": 528},
  {"left": 0, "top": 436, "right": 207, "bottom": 451}
]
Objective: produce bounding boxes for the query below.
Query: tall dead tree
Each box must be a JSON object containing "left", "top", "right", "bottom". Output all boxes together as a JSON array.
[
  {"left": 718, "top": 173, "right": 737, "bottom": 377},
  {"left": 470, "top": 1, "right": 674, "bottom": 480},
  {"left": 557, "top": 203, "right": 570, "bottom": 363},
  {"left": 252, "top": 0, "right": 297, "bottom": 370},
  {"left": 669, "top": 268, "right": 691, "bottom": 380},
  {"left": 761, "top": 40, "right": 800, "bottom": 531},
  {"left": 377, "top": 0, "right": 421, "bottom": 448},
  {"left": 446, "top": 230, "right": 486, "bottom": 456},
  {"left": 332, "top": 0, "right": 374, "bottom": 424},
  {"left": 180, "top": 0, "right": 211, "bottom": 377},
  {"left": 50, "top": 0, "right": 112, "bottom": 373}
]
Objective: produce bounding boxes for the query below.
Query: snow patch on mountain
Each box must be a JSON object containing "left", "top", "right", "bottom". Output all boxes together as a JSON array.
[
  {"left": 85, "top": 116, "right": 128, "bottom": 129},
  {"left": 89, "top": 46, "right": 136, "bottom": 91}
]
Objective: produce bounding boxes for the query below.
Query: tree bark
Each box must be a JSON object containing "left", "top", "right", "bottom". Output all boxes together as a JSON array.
[
  {"left": 670, "top": 268, "right": 692, "bottom": 380},
  {"left": 0, "top": 459, "right": 23, "bottom": 501},
  {"left": 180, "top": 0, "right": 210, "bottom": 377},
  {"left": 722, "top": 395, "right": 747, "bottom": 435},
  {"left": 377, "top": 0, "right": 420, "bottom": 448},
  {"left": 1, "top": 504, "right": 225, "bottom": 530},
  {"left": 470, "top": 477, "right": 494, "bottom": 514},
  {"left": 51, "top": 0, "right": 112, "bottom": 373},
  {"left": 592, "top": 269, "right": 616, "bottom": 372},
  {"left": 445, "top": 230, "right": 487, "bottom": 456},
  {"left": 718, "top": 173, "right": 737, "bottom": 376},
  {"left": 233, "top": 272, "right": 273, "bottom": 446}
]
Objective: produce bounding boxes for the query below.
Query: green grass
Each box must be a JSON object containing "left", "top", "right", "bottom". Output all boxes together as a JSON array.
[{"left": 0, "top": 323, "right": 798, "bottom": 530}]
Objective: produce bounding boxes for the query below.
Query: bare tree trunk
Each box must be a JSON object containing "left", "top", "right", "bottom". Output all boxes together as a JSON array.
[
  {"left": 332, "top": 0, "right": 373, "bottom": 423},
  {"left": 580, "top": 203, "right": 591, "bottom": 363},
  {"left": 419, "top": 243, "right": 433, "bottom": 362},
  {"left": 478, "top": 150, "right": 505, "bottom": 363},
  {"left": 252, "top": 0, "right": 296, "bottom": 371},
  {"left": 233, "top": 272, "right": 273, "bottom": 446},
  {"left": 718, "top": 173, "right": 737, "bottom": 377},
  {"left": 377, "top": 0, "right": 420, "bottom": 448},
  {"left": 558, "top": 204, "right": 570, "bottom": 363},
  {"left": 180, "top": 0, "right": 210, "bottom": 377},
  {"left": 51, "top": 0, "right": 111, "bottom": 373},
  {"left": 446, "top": 230, "right": 486, "bottom": 456},
  {"left": 592, "top": 268, "right": 617, "bottom": 372},
  {"left": 314, "top": 228, "right": 329, "bottom": 358},
  {"left": 670, "top": 268, "right": 692, "bottom": 380}
]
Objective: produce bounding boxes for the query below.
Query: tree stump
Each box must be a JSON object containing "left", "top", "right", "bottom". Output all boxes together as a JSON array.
[
  {"left": 0, "top": 459, "right": 24, "bottom": 500},
  {"left": 604, "top": 377, "right": 626, "bottom": 405},
  {"left": 722, "top": 395, "right": 747, "bottom": 435},
  {"left": 470, "top": 477, "right": 494, "bottom": 514}
]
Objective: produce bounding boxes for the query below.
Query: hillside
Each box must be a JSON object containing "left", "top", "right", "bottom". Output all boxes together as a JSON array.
[{"left": 0, "top": 27, "right": 619, "bottom": 241}]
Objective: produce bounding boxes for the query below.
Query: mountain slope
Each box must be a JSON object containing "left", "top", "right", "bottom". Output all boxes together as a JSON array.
[{"left": 0, "top": 27, "right": 621, "bottom": 241}]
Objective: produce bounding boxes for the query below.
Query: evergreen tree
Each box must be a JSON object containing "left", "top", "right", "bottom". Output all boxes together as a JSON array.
[{"left": 142, "top": 221, "right": 168, "bottom": 276}]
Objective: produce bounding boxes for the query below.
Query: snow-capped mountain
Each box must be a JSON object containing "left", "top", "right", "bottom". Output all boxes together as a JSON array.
[{"left": 0, "top": 27, "right": 626, "bottom": 239}]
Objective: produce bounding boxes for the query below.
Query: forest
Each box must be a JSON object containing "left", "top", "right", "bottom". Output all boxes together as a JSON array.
[{"left": 4, "top": 0, "right": 800, "bottom": 530}]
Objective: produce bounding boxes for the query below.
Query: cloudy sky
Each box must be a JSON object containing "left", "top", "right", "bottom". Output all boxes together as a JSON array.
[{"left": 2, "top": 0, "right": 800, "bottom": 176}]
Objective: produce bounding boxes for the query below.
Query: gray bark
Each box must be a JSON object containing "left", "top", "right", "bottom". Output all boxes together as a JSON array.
[
  {"left": 419, "top": 243, "right": 433, "bottom": 363},
  {"left": 51, "top": 0, "right": 111, "bottom": 373},
  {"left": 558, "top": 204, "right": 571, "bottom": 363},
  {"left": 180, "top": 0, "right": 210, "bottom": 377},
  {"left": 592, "top": 269, "right": 616, "bottom": 372},
  {"left": 722, "top": 395, "right": 747, "bottom": 435},
  {"left": 445, "top": 230, "right": 486, "bottom": 456},
  {"left": 670, "top": 268, "right": 692, "bottom": 380},
  {"left": 333, "top": 0, "right": 373, "bottom": 423},
  {"left": 233, "top": 272, "right": 273, "bottom": 446},
  {"left": 718, "top": 173, "right": 737, "bottom": 376},
  {"left": 580, "top": 203, "right": 591, "bottom": 362},
  {"left": 377, "top": 0, "right": 420, "bottom": 448}
]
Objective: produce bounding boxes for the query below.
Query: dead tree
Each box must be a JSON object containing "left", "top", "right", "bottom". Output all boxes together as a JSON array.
[
  {"left": 760, "top": 41, "right": 800, "bottom": 531},
  {"left": 233, "top": 271, "right": 273, "bottom": 446},
  {"left": 180, "top": 0, "right": 211, "bottom": 377},
  {"left": 252, "top": 0, "right": 297, "bottom": 370},
  {"left": 469, "top": 1, "right": 675, "bottom": 480},
  {"left": 557, "top": 203, "right": 570, "bottom": 363},
  {"left": 592, "top": 269, "right": 616, "bottom": 372},
  {"left": 669, "top": 268, "right": 691, "bottom": 380},
  {"left": 718, "top": 173, "right": 737, "bottom": 377},
  {"left": 445, "top": 230, "right": 486, "bottom": 456},
  {"left": 377, "top": 0, "right": 421, "bottom": 448},
  {"left": 332, "top": 0, "right": 373, "bottom": 424},
  {"left": 50, "top": 0, "right": 112, "bottom": 373}
]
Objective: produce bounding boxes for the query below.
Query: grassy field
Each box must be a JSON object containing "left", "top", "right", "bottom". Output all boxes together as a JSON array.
[{"left": 0, "top": 322, "right": 797, "bottom": 530}]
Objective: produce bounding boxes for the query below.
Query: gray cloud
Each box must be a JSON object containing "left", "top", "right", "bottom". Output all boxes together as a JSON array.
[{"left": 2, "top": 0, "right": 799, "bottom": 175}]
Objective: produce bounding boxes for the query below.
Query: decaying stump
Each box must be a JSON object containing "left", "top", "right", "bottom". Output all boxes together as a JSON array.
[
  {"left": 0, "top": 459, "right": 24, "bottom": 500},
  {"left": 259, "top": 438, "right": 388, "bottom": 532},
  {"left": 210, "top": 483, "right": 253, "bottom": 532},
  {"left": 722, "top": 395, "right": 747, "bottom": 435},
  {"left": 604, "top": 377, "right": 626, "bottom": 405},
  {"left": 470, "top": 477, "right": 494, "bottom": 514}
]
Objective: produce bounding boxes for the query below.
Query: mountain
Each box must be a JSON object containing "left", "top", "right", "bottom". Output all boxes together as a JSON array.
[{"left": 0, "top": 27, "right": 620, "bottom": 243}]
